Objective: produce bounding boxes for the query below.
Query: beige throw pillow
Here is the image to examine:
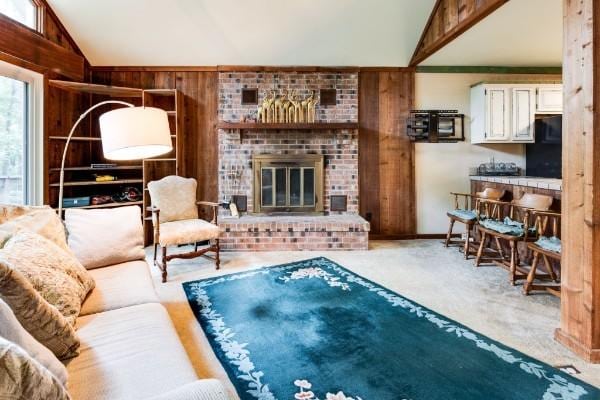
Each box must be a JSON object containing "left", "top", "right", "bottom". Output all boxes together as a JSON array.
[
  {"left": 0, "top": 231, "right": 95, "bottom": 325},
  {"left": 0, "top": 205, "right": 70, "bottom": 251},
  {"left": 148, "top": 176, "right": 198, "bottom": 223},
  {"left": 65, "top": 206, "right": 145, "bottom": 270},
  {"left": 0, "top": 263, "right": 80, "bottom": 360},
  {"left": 0, "top": 298, "right": 68, "bottom": 384},
  {"left": 0, "top": 337, "right": 70, "bottom": 400}
]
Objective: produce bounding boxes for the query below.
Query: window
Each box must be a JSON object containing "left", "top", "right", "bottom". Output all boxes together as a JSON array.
[
  {"left": 0, "top": 0, "right": 37, "bottom": 30},
  {"left": 0, "top": 61, "right": 43, "bottom": 205}
]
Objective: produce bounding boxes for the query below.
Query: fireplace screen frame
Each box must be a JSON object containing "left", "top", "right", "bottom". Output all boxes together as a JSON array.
[{"left": 252, "top": 154, "right": 324, "bottom": 214}]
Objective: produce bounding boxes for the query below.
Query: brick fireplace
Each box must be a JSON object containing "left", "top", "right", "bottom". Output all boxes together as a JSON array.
[{"left": 217, "top": 71, "right": 369, "bottom": 251}]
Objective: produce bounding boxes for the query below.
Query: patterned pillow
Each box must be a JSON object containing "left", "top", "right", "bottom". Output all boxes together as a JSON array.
[
  {"left": 0, "top": 231, "right": 95, "bottom": 325},
  {"left": 0, "top": 262, "right": 80, "bottom": 360},
  {"left": 0, "top": 205, "right": 70, "bottom": 252},
  {"left": 148, "top": 176, "right": 198, "bottom": 223},
  {"left": 0, "top": 336, "right": 70, "bottom": 400},
  {"left": 0, "top": 298, "right": 68, "bottom": 384}
]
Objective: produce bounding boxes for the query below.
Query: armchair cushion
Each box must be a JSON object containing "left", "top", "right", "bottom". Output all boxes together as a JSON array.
[
  {"left": 479, "top": 217, "right": 536, "bottom": 237},
  {"left": 158, "top": 219, "right": 219, "bottom": 247},
  {"left": 148, "top": 176, "right": 198, "bottom": 223}
]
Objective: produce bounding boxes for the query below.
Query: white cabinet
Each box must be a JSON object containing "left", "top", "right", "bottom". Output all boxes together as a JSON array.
[
  {"left": 536, "top": 85, "right": 563, "bottom": 113},
  {"left": 470, "top": 83, "right": 562, "bottom": 144},
  {"left": 485, "top": 87, "right": 511, "bottom": 141},
  {"left": 512, "top": 87, "right": 535, "bottom": 141}
]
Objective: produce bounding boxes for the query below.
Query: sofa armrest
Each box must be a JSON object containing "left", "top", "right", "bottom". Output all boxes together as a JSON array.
[{"left": 147, "top": 379, "right": 231, "bottom": 400}]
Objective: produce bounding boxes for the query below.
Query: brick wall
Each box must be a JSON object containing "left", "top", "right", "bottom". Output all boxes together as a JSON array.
[
  {"left": 218, "top": 72, "right": 359, "bottom": 214},
  {"left": 218, "top": 72, "right": 358, "bottom": 122}
]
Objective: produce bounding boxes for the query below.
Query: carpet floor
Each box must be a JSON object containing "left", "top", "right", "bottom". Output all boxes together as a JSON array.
[{"left": 144, "top": 240, "right": 600, "bottom": 399}]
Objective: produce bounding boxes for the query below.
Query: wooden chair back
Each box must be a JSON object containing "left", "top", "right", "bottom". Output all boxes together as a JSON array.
[
  {"left": 512, "top": 193, "right": 553, "bottom": 211},
  {"left": 530, "top": 210, "right": 561, "bottom": 238},
  {"left": 476, "top": 188, "right": 505, "bottom": 201}
]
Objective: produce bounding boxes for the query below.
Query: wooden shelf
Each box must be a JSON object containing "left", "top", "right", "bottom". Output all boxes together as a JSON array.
[
  {"left": 144, "top": 89, "right": 176, "bottom": 96},
  {"left": 50, "top": 179, "right": 143, "bottom": 187},
  {"left": 62, "top": 201, "right": 143, "bottom": 210},
  {"left": 50, "top": 166, "right": 142, "bottom": 172},
  {"left": 49, "top": 80, "right": 143, "bottom": 98},
  {"left": 217, "top": 122, "right": 359, "bottom": 130}
]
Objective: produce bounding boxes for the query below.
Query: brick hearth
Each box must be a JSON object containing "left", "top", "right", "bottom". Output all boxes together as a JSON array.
[{"left": 219, "top": 215, "right": 369, "bottom": 251}]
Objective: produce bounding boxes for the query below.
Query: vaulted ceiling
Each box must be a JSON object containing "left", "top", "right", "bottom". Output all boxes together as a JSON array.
[
  {"left": 47, "top": 0, "right": 562, "bottom": 67},
  {"left": 47, "top": 0, "right": 435, "bottom": 66},
  {"left": 420, "top": 0, "right": 562, "bottom": 67}
]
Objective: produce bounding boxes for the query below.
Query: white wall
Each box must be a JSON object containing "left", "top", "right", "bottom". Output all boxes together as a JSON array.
[{"left": 414, "top": 73, "right": 561, "bottom": 234}]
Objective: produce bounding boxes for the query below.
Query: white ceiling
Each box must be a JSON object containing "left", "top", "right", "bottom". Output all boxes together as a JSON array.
[
  {"left": 421, "top": 0, "right": 563, "bottom": 67},
  {"left": 47, "top": 0, "right": 435, "bottom": 67}
]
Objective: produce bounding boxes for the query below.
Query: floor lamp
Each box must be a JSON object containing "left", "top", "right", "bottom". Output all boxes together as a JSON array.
[{"left": 58, "top": 101, "right": 172, "bottom": 216}]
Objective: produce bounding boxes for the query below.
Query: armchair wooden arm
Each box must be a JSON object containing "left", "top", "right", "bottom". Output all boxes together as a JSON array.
[{"left": 196, "top": 201, "right": 220, "bottom": 224}]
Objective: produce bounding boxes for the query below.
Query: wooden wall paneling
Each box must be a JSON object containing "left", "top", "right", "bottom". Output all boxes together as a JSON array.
[
  {"left": 410, "top": 0, "right": 509, "bottom": 66},
  {"left": 555, "top": 0, "right": 600, "bottom": 363},
  {"left": 358, "top": 72, "right": 381, "bottom": 234},
  {"left": 359, "top": 70, "right": 416, "bottom": 238}
]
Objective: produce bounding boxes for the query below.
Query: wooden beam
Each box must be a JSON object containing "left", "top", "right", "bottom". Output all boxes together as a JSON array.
[
  {"left": 555, "top": 0, "right": 600, "bottom": 363},
  {"left": 410, "top": 0, "right": 509, "bottom": 67},
  {"left": 0, "top": 13, "right": 84, "bottom": 80},
  {"left": 416, "top": 66, "right": 563, "bottom": 74}
]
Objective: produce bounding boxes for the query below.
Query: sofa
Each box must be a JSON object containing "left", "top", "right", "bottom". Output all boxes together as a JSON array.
[{"left": 0, "top": 204, "right": 231, "bottom": 400}]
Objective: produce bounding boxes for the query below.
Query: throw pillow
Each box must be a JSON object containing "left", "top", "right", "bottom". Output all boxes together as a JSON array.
[
  {"left": 0, "top": 231, "right": 95, "bottom": 325},
  {"left": 147, "top": 176, "right": 198, "bottom": 223},
  {"left": 0, "top": 262, "right": 80, "bottom": 360},
  {"left": 0, "top": 205, "right": 70, "bottom": 251},
  {"left": 0, "top": 336, "right": 70, "bottom": 400},
  {"left": 0, "top": 298, "right": 68, "bottom": 384},
  {"left": 65, "top": 205, "right": 145, "bottom": 270}
]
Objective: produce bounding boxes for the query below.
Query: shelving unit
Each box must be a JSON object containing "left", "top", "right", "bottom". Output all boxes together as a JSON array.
[{"left": 47, "top": 80, "right": 182, "bottom": 241}]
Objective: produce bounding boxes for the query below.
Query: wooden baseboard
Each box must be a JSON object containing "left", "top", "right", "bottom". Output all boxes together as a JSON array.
[
  {"left": 555, "top": 328, "right": 600, "bottom": 364},
  {"left": 369, "top": 233, "right": 460, "bottom": 240}
]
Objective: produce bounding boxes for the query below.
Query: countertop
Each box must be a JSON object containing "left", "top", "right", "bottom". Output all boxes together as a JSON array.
[{"left": 470, "top": 176, "right": 562, "bottom": 191}]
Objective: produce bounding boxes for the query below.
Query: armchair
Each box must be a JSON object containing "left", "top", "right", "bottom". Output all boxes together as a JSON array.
[{"left": 147, "top": 175, "right": 220, "bottom": 282}]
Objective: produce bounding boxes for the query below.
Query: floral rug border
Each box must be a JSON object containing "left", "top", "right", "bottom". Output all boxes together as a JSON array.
[{"left": 184, "top": 257, "right": 592, "bottom": 400}]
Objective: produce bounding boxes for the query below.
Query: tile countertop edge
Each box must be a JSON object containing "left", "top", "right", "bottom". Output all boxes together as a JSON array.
[{"left": 470, "top": 176, "right": 562, "bottom": 191}]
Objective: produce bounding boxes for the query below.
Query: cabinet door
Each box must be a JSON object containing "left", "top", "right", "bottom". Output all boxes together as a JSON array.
[
  {"left": 485, "top": 87, "right": 510, "bottom": 141},
  {"left": 537, "top": 86, "right": 563, "bottom": 113},
  {"left": 512, "top": 88, "right": 535, "bottom": 141}
]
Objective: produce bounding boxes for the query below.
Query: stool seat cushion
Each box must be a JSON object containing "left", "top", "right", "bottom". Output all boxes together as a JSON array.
[
  {"left": 479, "top": 217, "right": 536, "bottom": 237},
  {"left": 535, "top": 236, "right": 561, "bottom": 253},
  {"left": 447, "top": 209, "right": 478, "bottom": 221}
]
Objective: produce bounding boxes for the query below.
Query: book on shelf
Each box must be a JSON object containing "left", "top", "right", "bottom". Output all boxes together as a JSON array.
[
  {"left": 94, "top": 175, "right": 117, "bottom": 182},
  {"left": 91, "top": 163, "right": 118, "bottom": 169}
]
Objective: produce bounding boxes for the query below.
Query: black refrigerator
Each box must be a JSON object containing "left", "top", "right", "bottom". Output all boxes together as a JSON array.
[{"left": 525, "top": 115, "right": 562, "bottom": 178}]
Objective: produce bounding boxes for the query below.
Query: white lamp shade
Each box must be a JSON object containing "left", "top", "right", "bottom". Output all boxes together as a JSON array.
[{"left": 99, "top": 106, "right": 172, "bottom": 160}]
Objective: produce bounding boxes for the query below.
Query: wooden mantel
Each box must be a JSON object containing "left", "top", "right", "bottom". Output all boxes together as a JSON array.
[{"left": 217, "top": 122, "right": 359, "bottom": 131}]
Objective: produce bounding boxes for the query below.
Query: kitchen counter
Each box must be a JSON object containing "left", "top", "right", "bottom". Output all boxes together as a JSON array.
[{"left": 470, "top": 176, "right": 562, "bottom": 191}]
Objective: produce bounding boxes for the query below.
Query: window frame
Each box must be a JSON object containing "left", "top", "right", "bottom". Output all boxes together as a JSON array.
[
  {"left": 0, "top": 0, "right": 43, "bottom": 34},
  {"left": 0, "top": 60, "right": 44, "bottom": 205}
]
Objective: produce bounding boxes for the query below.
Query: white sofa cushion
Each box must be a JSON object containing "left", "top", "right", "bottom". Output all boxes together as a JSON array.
[
  {"left": 80, "top": 260, "right": 158, "bottom": 316},
  {"left": 158, "top": 219, "right": 219, "bottom": 247},
  {"left": 147, "top": 380, "right": 230, "bottom": 400},
  {"left": 65, "top": 206, "right": 145, "bottom": 270},
  {"left": 66, "top": 303, "right": 198, "bottom": 400},
  {"left": 0, "top": 298, "right": 68, "bottom": 384}
]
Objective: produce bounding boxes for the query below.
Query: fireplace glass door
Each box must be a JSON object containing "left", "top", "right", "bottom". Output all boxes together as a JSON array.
[
  {"left": 253, "top": 154, "right": 323, "bottom": 214},
  {"left": 261, "top": 167, "right": 315, "bottom": 209}
]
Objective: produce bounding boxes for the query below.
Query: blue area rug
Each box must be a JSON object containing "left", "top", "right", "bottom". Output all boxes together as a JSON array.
[{"left": 183, "top": 257, "right": 599, "bottom": 400}]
